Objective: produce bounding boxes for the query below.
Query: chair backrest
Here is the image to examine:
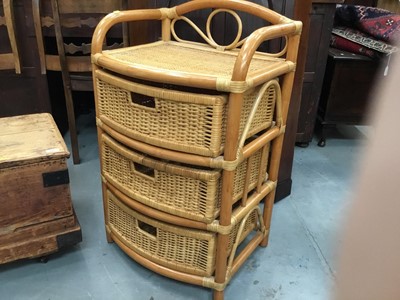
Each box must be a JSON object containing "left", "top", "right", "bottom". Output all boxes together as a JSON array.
[
  {"left": 32, "top": 0, "right": 128, "bottom": 74},
  {"left": 0, "top": 0, "right": 21, "bottom": 73}
]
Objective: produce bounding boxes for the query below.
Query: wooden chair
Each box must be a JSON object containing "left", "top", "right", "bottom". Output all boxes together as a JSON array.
[
  {"left": 32, "top": 0, "right": 128, "bottom": 164},
  {"left": 0, "top": 0, "right": 21, "bottom": 73}
]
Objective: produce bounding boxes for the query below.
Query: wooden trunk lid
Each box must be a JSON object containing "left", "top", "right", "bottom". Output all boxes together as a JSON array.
[{"left": 0, "top": 113, "right": 69, "bottom": 168}]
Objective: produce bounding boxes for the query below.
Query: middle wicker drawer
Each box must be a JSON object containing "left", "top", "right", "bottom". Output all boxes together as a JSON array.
[{"left": 101, "top": 134, "right": 268, "bottom": 223}]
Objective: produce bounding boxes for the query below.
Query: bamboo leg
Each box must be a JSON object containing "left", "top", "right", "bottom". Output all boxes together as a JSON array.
[
  {"left": 214, "top": 290, "right": 224, "bottom": 300},
  {"left": 214, "top": 92, "right": 244, "bottom": 299},
  {"left": 260, "top": 135, "right": 283, "bottom": 247},
  {"left": 214, "top": 170, "right": 234, "bottom": 300},
  {"left": 261, "top": 32, "right": 300, "bottom": 246}
]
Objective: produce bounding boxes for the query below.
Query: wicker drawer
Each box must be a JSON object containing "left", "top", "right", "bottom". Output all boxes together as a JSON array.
[
  {"left": 106, "top": 188, "right": 259, "bottom": 277},
  {"left": 101, "top": 134, "right": 268, "bottom": 223},
  {"left": 95, "top": 69, "right": 277, "bottom": 157}
]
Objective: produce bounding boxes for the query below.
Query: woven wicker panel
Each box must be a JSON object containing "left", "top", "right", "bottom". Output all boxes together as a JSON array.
[
  {"left": 239, "top": 84, "right": 276, "bottom": 140},
  {"left": 101, "top": 134, "right": 268, "bottom": 223},
  {"left": 232, "top": 144, "right": 268, "bottom": 200},
  {"left": 107, "top": 189, "right": 259, "bottom": 277},
  {"left": 104, "top": 41, "right": 283, "bottom": 80},
  {"left": 96, "top": 69, "right": 277, "bottom": 157}
]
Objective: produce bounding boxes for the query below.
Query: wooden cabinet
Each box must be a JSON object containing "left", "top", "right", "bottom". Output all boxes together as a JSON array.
[
  {"left": 268, "top": 0, "right": 313, "bottom": 200},
  {"left": 295, "top": 1, "right": 341, "bottom": 146},
  {"left": 295, "top": 0, "right": 379, "bottom": 146},
  {"left": 316, "top": 48, "right": 381, "bottom": 146}
]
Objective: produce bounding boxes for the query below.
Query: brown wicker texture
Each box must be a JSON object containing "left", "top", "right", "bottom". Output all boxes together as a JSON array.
[
  {"left": 95, "top": 67, "right": 277, "bottom": 157},
  {"left": 107, "top": 188, "right": 259, "bottom": 277},
  {"left": 101, "top": 134, "right": 268, "bottom": 223}
]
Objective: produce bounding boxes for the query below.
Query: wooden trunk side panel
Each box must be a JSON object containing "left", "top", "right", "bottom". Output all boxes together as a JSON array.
[
  {"left": 0, "top": 159, "right": 73, "bottom": 233},
  {"left": 0, "top": 218, "right": 81, "bottom": 264},
  {"left": 0, "top": 215, "right": 76, "bottom": 245}
]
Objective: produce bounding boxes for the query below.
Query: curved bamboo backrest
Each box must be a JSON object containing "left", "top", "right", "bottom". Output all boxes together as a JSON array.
[
  {"left": 92, "top": 0, "right": 302, "bottom": 82},
  {"left": 0, "top": 0, "right": 21, "bottom": 73}
]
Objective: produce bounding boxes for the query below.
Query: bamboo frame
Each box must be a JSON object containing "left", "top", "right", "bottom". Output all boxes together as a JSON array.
[{"left": 91, "top": 1, "right": 301, "bottom": 299}]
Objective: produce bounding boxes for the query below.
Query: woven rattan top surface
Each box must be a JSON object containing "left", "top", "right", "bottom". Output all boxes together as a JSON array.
[{"left": 99, "top": 41, "right": 286, "bottom": 84}]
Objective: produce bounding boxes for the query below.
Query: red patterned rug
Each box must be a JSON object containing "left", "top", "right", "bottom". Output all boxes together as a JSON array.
[{"left": 335, "top": 5, "right": 400, "bottom": 45}]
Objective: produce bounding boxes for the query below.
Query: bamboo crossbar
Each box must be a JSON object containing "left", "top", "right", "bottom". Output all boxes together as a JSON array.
[
  {"left": 230, "top": 231, "right": 265, "bottom": 275},
  {"left": 110, "top": 230, "right": 206, "bottom": 287},
  {"left": 232, "top": 22, "right": 301, "bottom": 81},
  {"left": 110, "top": 221, "right": 266, "bottom": 292},
  {"left": 105, "top": 181, "right": 209, "bottom": 231},
  {"left": 105, "top": 178, "right": 275, "bottom": 235},
  {"left": 99, "top": 120, "right": 215, "bottom": 167},
  {"left": 242, "top": 127, "right": 280, "bottom": 159},
  {"left": 92, "top": 9, "right": 162, "bottom": 54},
  {"left": 99, "top": 119, "right": 280, "bottom": 170},
  {"left": 175, "top": 0, "right": 291, "bottom": 25}
]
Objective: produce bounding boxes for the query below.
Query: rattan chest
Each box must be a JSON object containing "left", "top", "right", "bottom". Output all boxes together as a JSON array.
[
  {"left": 0, "top": 113, "right": 82, "bottom": 264},
  {"left": 92, "top": 1, "right": 301, "bottom": 299}
]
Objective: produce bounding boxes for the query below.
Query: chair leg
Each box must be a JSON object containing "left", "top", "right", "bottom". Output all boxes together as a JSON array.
[
  {"left": 50, "top": 0, "right": 79, "bottom": 164},
  {"left": 64, "top": 86, "right": 80, "bottom": 164},
  {"left": 213, "top": 290, "right": 224, "bottom": 300}
]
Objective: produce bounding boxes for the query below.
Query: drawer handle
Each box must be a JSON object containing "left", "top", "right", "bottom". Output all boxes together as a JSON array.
[
  {"left": 137, "top": 220, "right": 158, "bottom": 240},
  {"left": 131, "top": 162, "right": 156, "bottom": 179},
  {"left": 131, "top": 92, "right": 156, "bottom": 108}
]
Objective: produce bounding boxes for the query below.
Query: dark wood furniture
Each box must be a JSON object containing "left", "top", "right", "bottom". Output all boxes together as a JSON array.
[
  {"left": 0, "top": 0, "right": 51, "bottom": 118},
  {"left": 295, "top": 0, "right": 343, "bottom": 147},
  {"left": 273, "top": 0, "right": 312, "bottom": 200},
  {"left": 295, "top": 0, "right": 379, "bottom": 147},
  {"left": 346, "top": 0, "right": 377, "bottom": 5},
  {"left": 316, "top": 48, "right": 381, "bottom": 146}
]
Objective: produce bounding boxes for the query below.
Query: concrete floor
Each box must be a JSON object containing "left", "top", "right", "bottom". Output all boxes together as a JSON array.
[{"left": 0, "top": 113, "right": 368, "bottom": 300}]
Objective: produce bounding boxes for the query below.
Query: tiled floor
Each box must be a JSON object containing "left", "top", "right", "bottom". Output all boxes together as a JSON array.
[{"left": 0, "top": 113, "right": 368, "bottom": 299}]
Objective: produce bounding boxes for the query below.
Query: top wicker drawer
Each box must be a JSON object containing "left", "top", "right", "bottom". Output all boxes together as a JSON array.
[{"left": 95, "top": 69, "right": 278, "bottom": 157}]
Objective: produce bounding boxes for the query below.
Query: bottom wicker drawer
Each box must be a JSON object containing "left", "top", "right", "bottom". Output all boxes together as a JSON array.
[{"left": 106, "top": 188, "right": 259, "bottom": 277}]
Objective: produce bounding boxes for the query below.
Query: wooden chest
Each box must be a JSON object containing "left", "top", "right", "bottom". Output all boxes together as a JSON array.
[
  {"left": 316, "top": 48, "right": 381, "bottom": 146},
  {"left": 0, "top": 113, "right": 81, "bottom": 264}
]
